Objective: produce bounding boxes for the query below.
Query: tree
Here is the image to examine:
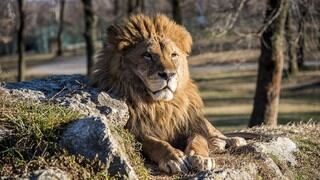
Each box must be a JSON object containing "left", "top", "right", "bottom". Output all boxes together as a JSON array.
[
  {"left": 297, "top": 1, "right": 307, "bottom": 69},
  {"left": 113, "top": 0, "right": 119, "bottom": 16},
  {"left": 249, "top": 0, "right": 288, "bottom": 127},
  {"left": 285, "top": 4, "right": 299, "bottom": 75},
  {"left": 17, "top": 0, "right": 25, "bottom": 82},
  {"left": 171, "top": 0, "right": 182, "bottom": 24},
  {"left": 127, "top": 0, "right": 144, "bottom": 15},
  {"left": 81, "top": 0, "right": 96, "bottom": 76},
  {"left": 56, "top": 0, "right": 65, "bottom": 56}
]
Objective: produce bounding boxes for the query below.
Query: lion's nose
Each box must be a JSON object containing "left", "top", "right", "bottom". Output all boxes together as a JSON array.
[{"left": 158, "top": 71, "right": 176, "bottom": 80}]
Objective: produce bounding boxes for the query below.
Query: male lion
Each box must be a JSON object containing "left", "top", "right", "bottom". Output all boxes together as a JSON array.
[{"left": 91, "top": 14, "right": 246, "bottom": 174}]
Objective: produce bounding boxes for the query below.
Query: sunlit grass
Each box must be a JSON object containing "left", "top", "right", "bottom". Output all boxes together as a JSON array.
[
  {"left": 0, "top": 94, "right": 110, "bottom": 178},
  {"left": 192, "top": 68, "right": 320, "bottom": 132}
]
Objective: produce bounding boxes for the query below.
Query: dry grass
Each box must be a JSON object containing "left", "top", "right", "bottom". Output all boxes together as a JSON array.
[
  {"left": 0, "top": 94, "right": 109, "bottom": 179},
  {"left": 189, "top": 49, "right": 259, "bottom": 66},
  {"left": 111, "top": 126, "right": 149, "bottom": 179}
]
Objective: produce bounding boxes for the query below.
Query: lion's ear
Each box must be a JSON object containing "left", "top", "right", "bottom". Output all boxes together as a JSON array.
[
  {"left": 107, "top": 25, "right": 129, "bottom": 51},
  {"left": 177, "top": 29, "right": 192, "bottom": 55},
  {"left": 154, "top": 14, "right": 193, "bottom": 55}
]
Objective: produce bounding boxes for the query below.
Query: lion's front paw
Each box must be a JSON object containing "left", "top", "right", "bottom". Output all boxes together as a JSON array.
[
  {"left": 226, "top": 137, "right": 247, "bottom": 148},
  {"left": 158, "top": 149, "right": 189, "bottom": 174},
  {"left": 187, "top": 155, "right": 215, "bottom": 171}
]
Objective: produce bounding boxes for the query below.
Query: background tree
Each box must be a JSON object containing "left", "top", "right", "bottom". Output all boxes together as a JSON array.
[
  {"left": 297, "top": 0, "right": 307, "bottom": 69},
  {"left": 81, "top": 0, "right": 96, "bottom": 76},
  {"left": 127, "top": 0, "right": 144, "bottom": 15},
  {"left": 171, "top": 0, "right": 182, "bottom": 24},
  {"left": 285, "top": 3, "right": 299, "bottom": 75},
  {"left": 56, "top": 0, "right": 65, "bottom": 56},
  {"left": 249, "top": 0, "right": 288, "bottom": 127},
  {"left": 17, "top": 0, "right": 25, "bottom": 82}
]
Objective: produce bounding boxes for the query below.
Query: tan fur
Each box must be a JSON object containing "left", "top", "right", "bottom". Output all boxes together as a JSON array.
[{"left": 91, "top": 14, "right": 246, "bottom": 174}]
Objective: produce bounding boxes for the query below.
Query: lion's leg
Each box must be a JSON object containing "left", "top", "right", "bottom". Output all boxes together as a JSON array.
[
  {"left": 141, "top": 135, "right": 189, "bottom": 174},
  {"left": 184, "top": 134, "right": 215, "bottom": 171},
  {"left": 204, "top": 121, "right": 247, "bottom": 151}
]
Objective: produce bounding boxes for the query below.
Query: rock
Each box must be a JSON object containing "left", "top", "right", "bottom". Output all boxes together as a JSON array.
[
  {"left": 30, "top": 168, "right": 70, "bottom": 180},
  {"left": 0, "top": 75, "right": 135, "bottom": 179},
  {"left": 1, "top": 75, "right": 129, "bottom": 126},
  {"left": 253, "top": 137, "right": 297, "bottom": 166},
  {"left": 0, "top": 127, "right": 12, "bottom": 141},
  {"left": 186, "top": 163, "right": 257, "bottom": 180},
  {"left": 60, "top": 117, "right": 137, "bottom": 179}
]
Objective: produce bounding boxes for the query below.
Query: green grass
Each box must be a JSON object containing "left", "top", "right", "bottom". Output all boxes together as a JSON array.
[
  {"left": 191, "top": 68, "right": 320, "bottom": 132},
  {"left": 111, "top": 126, "right": 149, "bottom": 179},
  {"left": 0, "top": 94, "right": 110, "bottom": 179}
]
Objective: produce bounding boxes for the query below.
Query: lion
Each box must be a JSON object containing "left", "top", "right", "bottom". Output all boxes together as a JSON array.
[{"left": 91, "top": 14, "right": 246, "bottom": 174}]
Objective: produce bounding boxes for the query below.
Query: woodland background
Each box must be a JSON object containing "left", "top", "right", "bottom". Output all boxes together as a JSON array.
[{"left": 0, "top": 0, "right": 319, "bottom": 130}]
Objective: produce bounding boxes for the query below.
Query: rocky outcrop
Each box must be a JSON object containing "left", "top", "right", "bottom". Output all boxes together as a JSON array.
[
  {"left": 0, "top": 75, "right": 302, "bottom": 179},
  {"left": 1, "top": 75, "right": 136, "bottom": 179}
]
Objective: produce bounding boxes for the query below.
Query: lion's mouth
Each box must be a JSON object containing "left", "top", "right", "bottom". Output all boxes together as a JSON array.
[{"left": 149, "top": 86, "right": 173, "bottom": 94}]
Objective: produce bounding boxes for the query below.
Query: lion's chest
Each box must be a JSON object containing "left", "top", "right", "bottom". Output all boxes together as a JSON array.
[{"left": 127, "top": 102, "right": 191, "bottom": 143}]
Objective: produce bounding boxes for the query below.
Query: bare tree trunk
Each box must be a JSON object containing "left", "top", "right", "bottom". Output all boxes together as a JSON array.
[
  {"left": 17, "top": 0, "right": 25, "bottom": 82},
  {"left": 285, "top": 6, "right": 299, "bottom": 75},
  {"left": 127, "top": 0, "right": 144, "bottom": 15},
  {"left": 56, "top": 0, "right": 65, "bottom": 56},
  {"left": 82, "top": 0, "right": 96, "bottom": 76},
  {"left": 113, "top": 0, "right": 119, "bottom": 16},
  {"left": 297, "top": 2, "right": 307, "bottom": 69},
  {"left": 249, "top": 0, "right": 288, "bottom": 127},
  {"left": 171, "top": 0, "right": 182, "bottom": 24}
]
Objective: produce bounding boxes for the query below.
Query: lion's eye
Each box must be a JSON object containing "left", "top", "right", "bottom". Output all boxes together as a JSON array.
[
  {"left": 171, "top": 52, "right": 178, "bottom": 58},
  {"left": 143, "top": 52, "right": 153, "bottom": 61}
]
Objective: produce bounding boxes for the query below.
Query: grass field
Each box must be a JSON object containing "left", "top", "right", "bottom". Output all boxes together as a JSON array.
[{"left": 190, "top": 62, "right": 320, "bottom": 132}]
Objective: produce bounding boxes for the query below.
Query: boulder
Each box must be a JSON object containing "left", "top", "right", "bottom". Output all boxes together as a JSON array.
[{"left": 1, "top": 75, "right": 136, "bottom": 179}]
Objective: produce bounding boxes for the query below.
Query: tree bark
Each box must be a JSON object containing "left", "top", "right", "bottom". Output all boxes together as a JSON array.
[
  {"left": 297, "top": 1, "right": 307, "bottom": 69},
  {"left": 17, "top": 0, "right": 25, "bottom": 82},
  {"left": 171, "top": 0, "right": 182, "bottom": 24},
  {"left": 127, "top": 0, "right": 144, "bottom": 15},
  {"left": 285, "top": 6, "right": 299, "bottom": 75},
  {"left": 249, "top": 0, "right": 288, "bottom": 127},
  {"left": 113, "top": 0, "right": 119, "bottom": 16},
  {"left": 56, "top": 0, "right": 65, "bottom": 56},
  {"left": 81, "top": 0, "right": 96, "bottom": 76}
]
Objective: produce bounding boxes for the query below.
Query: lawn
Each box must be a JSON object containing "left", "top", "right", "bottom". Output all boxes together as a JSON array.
[{"left": 191, "top": 66, "right": 320, "bottom": 132}]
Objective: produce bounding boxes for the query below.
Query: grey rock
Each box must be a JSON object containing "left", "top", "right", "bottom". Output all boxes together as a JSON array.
[
  {"left": 0, "top": 75, "right": 135, "bottom": 179},
  {"left": 1, "top": 75, "right": 129, "bottom": 126},
  {"left": 186, "top": 163, "right": 257, "bottom": 180},
  {"left": 60, "top": 117, "right": 137, "bottom": 179},
  {"left": 0, "top": 127, "right": 12, "bottom": 141},
  {"left": 253, "top": 137, "right": 297, "bottom": 166},
  {"left": 31, "top": 168, "right": 70, "bottom": 180}
]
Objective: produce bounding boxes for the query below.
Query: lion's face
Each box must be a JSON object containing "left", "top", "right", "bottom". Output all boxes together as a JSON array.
[{"left": 125, "top": 37, "right": 187, "bottom": 101}]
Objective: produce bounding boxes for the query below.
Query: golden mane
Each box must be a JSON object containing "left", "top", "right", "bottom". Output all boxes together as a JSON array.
[
  {"left": 107, "top": 14, "right": 192, "bottom": 54},
  {"left": 91, "top": 14, "right": 192, "bottom": 102}
]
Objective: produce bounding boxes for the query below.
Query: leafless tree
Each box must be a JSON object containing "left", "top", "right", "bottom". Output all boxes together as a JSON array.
[
  {"left": 297, "top": 0, "right": 307, "bottom": 68},
  {"left": 249, "top": 0, "right": 288, "bottom": 127},
  {"left": 127, "top": 0, "right": 144, "bottom": 15},
  {"left": 56, "top": 0, "right": 65, "bottom": 56},
  {"left": 17, "top": 0, "right": 25, "bottom": 82},
  {"left": 81, "top": 0, "right": 96, "bottom": 76},
  {"left": 171, "top": 0, "right": 182, "bottom": 24},
  {"left": 285, "top": 4, "right": 299, "bottom": 75}
]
